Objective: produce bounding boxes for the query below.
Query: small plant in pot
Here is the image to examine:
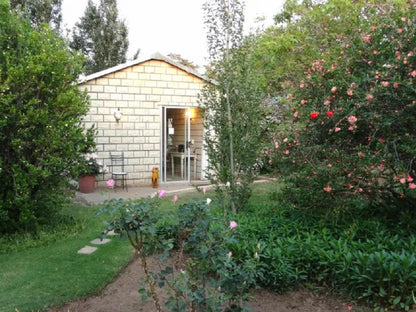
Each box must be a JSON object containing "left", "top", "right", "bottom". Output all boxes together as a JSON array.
[{"left": 78, "top": 153, "right": 101, "bottom": 193}]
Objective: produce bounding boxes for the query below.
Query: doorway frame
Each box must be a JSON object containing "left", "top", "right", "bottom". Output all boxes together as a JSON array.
[{"left": 160, "top": 106, "right": 192, "bottom": 184}]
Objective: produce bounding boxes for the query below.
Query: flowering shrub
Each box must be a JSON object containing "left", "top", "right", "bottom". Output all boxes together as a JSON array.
[
  {"left": 99, "top": 195, "right": 259, "bottom": 312},
  {"left": 79, "top": 153, "right": 101, "bottom": 176},
  {"left": 270, "top": 1, "right": 416, "bottom": 212}
]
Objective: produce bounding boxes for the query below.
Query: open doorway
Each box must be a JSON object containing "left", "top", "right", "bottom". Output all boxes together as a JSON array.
[{"left": 161, "top": 107, "right": 202, "bottom": 183}]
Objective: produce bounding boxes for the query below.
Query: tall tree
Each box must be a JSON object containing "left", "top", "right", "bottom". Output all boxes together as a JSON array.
[
  {"left": 9, "top": 0, "right": 62, "bottom": 31},
  {"left": 201, "top": 0, "right": 265, "bottom": 213},
  {"left": 71, "top": 0, "right": 129, "bottom": 75},
  {"left": 0, "top": 0, "right": 95, "bottom": 233}
]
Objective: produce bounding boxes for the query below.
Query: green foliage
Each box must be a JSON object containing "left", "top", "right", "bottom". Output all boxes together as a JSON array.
[
  {"left": 269, "top": 0, "right": 416, "bottom": 214},
  {"left": 0, "top": 4, "right": 95, "bottom": 233},
  {"left": 234, "top": 189, "right": 416, "bottom": 311},
  {"left": 71, "top": 0, "right": 129, "bottom": 75},
  {"left": 100, "top": 194, "right": 259, "bottom": 312},
  {"left": 201, "top": 0, "right": 266, "bottom": 213}
]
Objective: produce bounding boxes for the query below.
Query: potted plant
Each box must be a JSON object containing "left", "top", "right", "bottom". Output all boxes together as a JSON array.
[{"left": 78, "top": 153, "right": 101, "bottom": 193}]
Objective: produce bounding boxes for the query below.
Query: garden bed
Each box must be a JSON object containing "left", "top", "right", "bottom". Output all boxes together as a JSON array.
[{"left": 50, "top": 253, "right": 365, "bottom": 312}]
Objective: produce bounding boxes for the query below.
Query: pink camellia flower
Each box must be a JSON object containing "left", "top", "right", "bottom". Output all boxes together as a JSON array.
[
  {"left": 347, "top": 305, "right": 353, "bottom": 311},
  {"left": 158, "top": 189, "right": 167, "bottom": 198},
  {"left": 310, "top": 112, "right": 319, "bottom": 120},
  {"left": 294, "top": 111, "right": 299, "bottom": 118},
  {"left": 301, "top": 99, "right": 308, "bottom": 104},
  {"left": 348, "top": 115, "right": 358, "bottom": 124},
  {"left": 230, "top": 221, "right": 238, "bottom": 229},
  {"left": 409, "top": 183, "right": 416, "bottom": 189},
  {"left": 203, "top": 187, "right": 207, "bottom": 194},
  {"left": 173, "top": 195, "right": 178, "bottom": 203},
  {"left": 394, "top": 82, "right": 399, "bottom": 89},
  {"left": 366, "top": 94, "right": 374, "bottom": 100},
  {"left": 410, "top": 70, "right": 416, "bottom": 78},
  {"left": 347, "top": 89, "right": 353, "bottom": 96},
  {"left": 331, "top": 86, "right": 337, "bottom": 93},
  {"left": 381, "top": 81, "right": 389, "bottom": 87},
  {"left": 106, "top": 179, "right": 115, "bottom": 188},
  {"left": 227, "top": 251, "right": 232, "bottom": 258},
  {"left": 274, "top": 141, "right": 279, "bottom": 149},
  {"left": 335, "top": 127, "right": 341, "bottom": 132},
  {"left": 407, "top": 175, "right": 414, "bottom": 182},
  {"left": 323, "top": 185, "right": 332, "bottom": 192}
]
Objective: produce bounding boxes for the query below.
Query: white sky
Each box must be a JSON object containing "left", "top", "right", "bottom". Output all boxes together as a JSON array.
[{"left": 61, "top": 0, "right": 285, "bottom": 67}]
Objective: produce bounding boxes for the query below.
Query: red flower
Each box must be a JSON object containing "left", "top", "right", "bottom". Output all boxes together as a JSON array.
[
  {"left": 310, "top": 112, "right": 319, "bottom": 120},
  {"left": 326, "top": 111, "right": 334, "bottom": 118}
]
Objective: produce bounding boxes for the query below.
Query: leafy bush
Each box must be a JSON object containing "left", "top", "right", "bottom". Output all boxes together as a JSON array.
[
  {"left": 233, "top": 193, "right": 416, "bottom": 311},
  {"left": 0, "top": 2, "right": 95, "bottom": 233},
  {"left": 268, "top": 1, "right": 416, "bottom": 215}
]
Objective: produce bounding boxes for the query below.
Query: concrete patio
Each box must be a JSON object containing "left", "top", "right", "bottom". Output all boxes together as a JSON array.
[{"left": 74, "top": 181, "right": 212, "bottom": 206}]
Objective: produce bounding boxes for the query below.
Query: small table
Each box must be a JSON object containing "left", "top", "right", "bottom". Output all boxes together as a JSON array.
[{"left": 171, "top": 152, "right": 196, "bottom": 179}]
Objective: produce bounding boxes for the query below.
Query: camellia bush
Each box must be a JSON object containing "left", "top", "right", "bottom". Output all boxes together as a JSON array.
[
  {"left": 0, "top": 1, "right": 95, "bottom": 233},
  {"left": 269, "top": 1, "right": 416, "bottom": 215}
]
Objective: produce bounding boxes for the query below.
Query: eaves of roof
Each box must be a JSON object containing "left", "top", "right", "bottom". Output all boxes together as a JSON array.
[{"left": 78, "top": 52, "right": 214, "bottom": 84}]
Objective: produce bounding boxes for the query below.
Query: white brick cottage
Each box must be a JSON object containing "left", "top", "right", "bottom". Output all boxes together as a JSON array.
[{"left": 79, "top": 53, "right": 210, "bottom": 186}]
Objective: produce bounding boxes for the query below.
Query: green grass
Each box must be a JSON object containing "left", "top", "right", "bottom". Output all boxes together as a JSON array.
[
  {"left": 0, "top": 203, "right": 133, "bottom": 312},
  {"left": 0, "top": 183, "right": 276, "bottom": 312},
  {"left": 0, "top": 187, "right": 214, "bottom": 312}
]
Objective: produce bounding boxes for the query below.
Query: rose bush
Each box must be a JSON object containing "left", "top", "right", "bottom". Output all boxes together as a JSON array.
[{"left": 270, "top": 1, "right": 416, "bottom": 215}]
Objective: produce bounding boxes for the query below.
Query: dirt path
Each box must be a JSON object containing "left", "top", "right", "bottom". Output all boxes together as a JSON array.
[{"left": 49, "top": 254, "right": 361, "bottom": 312}]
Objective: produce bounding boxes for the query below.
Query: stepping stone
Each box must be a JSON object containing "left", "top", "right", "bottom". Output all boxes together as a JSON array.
[
  {"left": 90, "top": 238, "right": 111, "bottom": 245},
  {"left": 77, "top": 245, "right": 97, "bottom": 255},
  {"left": 106, "top": 230, "right": 118, "bottom": 236}
]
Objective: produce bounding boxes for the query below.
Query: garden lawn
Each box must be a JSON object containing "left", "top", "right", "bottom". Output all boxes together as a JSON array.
[
  {"left": 0, "top": 204, "right": 133, "bottom": 312},
  {"left": 0, "top": 190, "right": 204, "bottom": 312}
]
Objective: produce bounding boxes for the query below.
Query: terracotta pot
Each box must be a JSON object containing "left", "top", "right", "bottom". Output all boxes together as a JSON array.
[{"left": 79, "top": 175, "right": 96, "bottom": 193}]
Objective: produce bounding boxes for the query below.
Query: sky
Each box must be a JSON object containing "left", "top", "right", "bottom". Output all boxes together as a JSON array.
[{"left": 61, "top": 0, "right": 285, "bottom": 68}]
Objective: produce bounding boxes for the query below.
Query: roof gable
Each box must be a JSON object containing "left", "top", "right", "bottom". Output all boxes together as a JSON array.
[{"left": 78, "top": 52, "right": 210, "bottom": 84}]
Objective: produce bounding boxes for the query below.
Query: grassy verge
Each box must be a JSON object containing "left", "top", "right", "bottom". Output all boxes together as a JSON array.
[{"left": 0, "top": 203, "right": 133, "bottom": 312}]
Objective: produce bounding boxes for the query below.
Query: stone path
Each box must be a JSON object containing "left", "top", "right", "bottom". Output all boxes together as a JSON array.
[{"left": 77, "top": 231, "right": 118, "bottom": 255}]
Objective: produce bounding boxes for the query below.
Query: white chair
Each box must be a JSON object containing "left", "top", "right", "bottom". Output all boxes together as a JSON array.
[{"left": 110, "top": 152, "right": 128, "bottom": 191}]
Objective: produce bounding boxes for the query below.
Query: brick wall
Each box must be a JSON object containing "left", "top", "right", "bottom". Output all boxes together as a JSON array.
[{"left": 80, "top": 59, "right": 206, "bottom": 185}]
